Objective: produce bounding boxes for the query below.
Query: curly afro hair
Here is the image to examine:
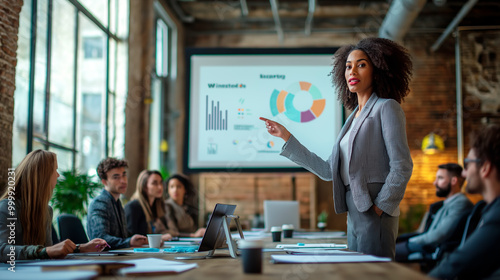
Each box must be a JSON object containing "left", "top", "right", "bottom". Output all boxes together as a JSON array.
[
  {"left": 96, "top": 158, "right": 128, "bottom": 180},
  {"left": 331, "top": 37, "right": 413, "bottom": 111}
]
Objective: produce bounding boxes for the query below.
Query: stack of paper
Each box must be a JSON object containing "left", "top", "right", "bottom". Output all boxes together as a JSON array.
[
  {"left": 3, "top": 270, "right": 98, "bottom": 280},
  {"left": 276, "top": 243, "right": 348, "bottom": 249},
  {"left": 284, "top": 249, "right": 360, "bottom": 255},
  {"left": 19, "top": 259, "right": 134, "bottom": 274},
  {"left": 271, "top": 255, "right": 391, "bottom": 263},
  {"left": 14, "top": 257, "right": 198, "bottom": 277},
  {"left": 118, "top": 258, "right": 198, "bottom": 276},
  {"left": 292, "top": 231, "right": 346, "bottom": 239}
]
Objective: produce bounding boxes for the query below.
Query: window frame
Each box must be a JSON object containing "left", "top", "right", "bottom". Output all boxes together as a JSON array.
[{"left": 14, "top": 0, "right": 128, "bottom": 172}]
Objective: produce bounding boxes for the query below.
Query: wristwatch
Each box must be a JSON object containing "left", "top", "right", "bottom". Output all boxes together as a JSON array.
[{"left": 74, "top": 244, "right": 80, "bottom": 253}]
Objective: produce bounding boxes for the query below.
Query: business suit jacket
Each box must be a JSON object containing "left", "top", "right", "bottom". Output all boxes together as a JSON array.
[
  {"left": 409, "top": 193, "right": 473, "bottom": 247},
  {"left": 429, "top": 196, "right": 500, "bottom": 279},
  {"left": 281, "top": 93, "right": 413, "bottom": 216},
  {"left": 87, "top": 189, "right": 131, "bottom": 249}
]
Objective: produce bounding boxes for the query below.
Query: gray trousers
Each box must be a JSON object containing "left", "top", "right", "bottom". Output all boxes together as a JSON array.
[{"left": 346, "top": 184, "right": 399, "bottom": 259}]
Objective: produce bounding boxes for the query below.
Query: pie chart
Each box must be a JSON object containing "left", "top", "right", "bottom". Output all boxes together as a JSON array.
[{"left": 269, "top": 81, "right": 325, "bottom": 123}]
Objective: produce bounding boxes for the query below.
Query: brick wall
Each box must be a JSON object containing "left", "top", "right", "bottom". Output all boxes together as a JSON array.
[
  {"left": 199, "top": 173, "right": 316, "bottom": 229},
  {"left": 460, "top": 31, "right": 500, "bottom": 143},
  {"left": 125, "top": 0, "right": 155, "bottom": 198},
  {"left": 0, "top": 0, "right": 23, "bottom": 190},
  {"left": 402, "top": 34, "right": 459, "bottom": 211}
]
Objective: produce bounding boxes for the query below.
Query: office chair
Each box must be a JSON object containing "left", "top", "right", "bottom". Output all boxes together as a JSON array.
[
  {"left": 459, "top": 200, "right": 486, "bottom": 247},
  {"left": 399, "top": 207, "right": 472, "bottom": 272},
  {"left": 57, "top": 214, "right": 89, "bottom": 244},
  {"left": 51, "top": 223, "right": 59, "bottom": 244},
  {"left": 429, "top": 200, "right": 487, "bottom": 262},
  {"left": 397, "top": 200, "right": 444, "bottom": 243},
  {"left": 416, "top": 209, "right": 472, "bottom": 272}
]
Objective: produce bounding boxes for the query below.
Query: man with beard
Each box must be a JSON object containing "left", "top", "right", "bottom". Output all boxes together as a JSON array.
[
  {"left": 429, "top": 125, "right": 500, "bottom": 279},
  {"left": 395, "top": 163, "right": 473, "bottom": 261}
]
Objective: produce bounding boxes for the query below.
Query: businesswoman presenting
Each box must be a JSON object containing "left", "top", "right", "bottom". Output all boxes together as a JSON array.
[{"left": 260, "top": 37, "right": 413, "bottom": 258}]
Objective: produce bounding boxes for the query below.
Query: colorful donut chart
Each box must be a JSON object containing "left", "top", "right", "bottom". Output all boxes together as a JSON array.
[{"left": 270, "top": 81, "right": 325, "bottom": 123}]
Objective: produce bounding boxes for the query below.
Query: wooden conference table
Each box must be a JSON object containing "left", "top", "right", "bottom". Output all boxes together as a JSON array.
[{"left": 75, "top": 233, "right": 430, "bottom": 280}]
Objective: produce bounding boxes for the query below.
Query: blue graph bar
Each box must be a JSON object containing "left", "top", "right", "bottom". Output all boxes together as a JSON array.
[{"left": 206, "top": 95, "right": 228, "bottom": 131}]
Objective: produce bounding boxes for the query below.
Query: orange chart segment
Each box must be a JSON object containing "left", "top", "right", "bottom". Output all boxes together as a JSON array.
[
  {"left": 311, "top": 99, "right": 326, "bottom": 117},
  {"left": 277, "top": 90, "right": 287, "bottom": 113},
  {"left": 299, "top": 81, "right": 311, "bottom": 91}
]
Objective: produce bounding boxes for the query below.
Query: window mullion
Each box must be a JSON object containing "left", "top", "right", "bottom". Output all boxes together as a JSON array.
[
  {"left": 27, "top": 0, "right": 38, "bottom": 153},
  {"left": 44, "top": 0, "right": 53, "bottom": 150},
  {"left": 72, "top": 7, "right": 80, "bottom": 171}
]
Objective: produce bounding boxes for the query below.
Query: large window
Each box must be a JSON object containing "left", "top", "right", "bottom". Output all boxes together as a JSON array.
[
  {"left": 149, "top": 2, "right": 178, "bottom": 174},
  {"left": 13, "top": 0, "right": 129, "bottom": 176}
]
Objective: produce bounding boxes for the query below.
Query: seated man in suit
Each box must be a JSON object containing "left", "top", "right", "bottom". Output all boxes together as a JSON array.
[
  {"left": 429, "top": 125, "right": 500, "bottom": 279},
  {"left": 395, "top": 163, "right": 473, "bottom": 261},
  {"left": 87, "top": 158, "right": 148, "bottom": 249}
]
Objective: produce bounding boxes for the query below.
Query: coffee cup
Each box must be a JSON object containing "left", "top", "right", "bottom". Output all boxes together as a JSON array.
[
  {"left": 147, "top": 234, "right": 162, "bottom": 248},
  {"left": 270, "top": 226, "right": 282, "bottom": 242},
  {"left": 282, "top": 224, "right": 294, "bottom": 238},
  {"left": 238, "top": 240, "right": 263, "bottom": 274}
]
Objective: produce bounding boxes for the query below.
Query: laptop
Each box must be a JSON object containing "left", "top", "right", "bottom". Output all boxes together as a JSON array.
[{"left": 263, "top": 200, "right": 300, "bottom": 232}]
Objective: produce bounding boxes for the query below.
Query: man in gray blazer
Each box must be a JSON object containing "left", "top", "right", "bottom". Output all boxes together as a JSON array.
[{"left": 395, "top": 163, "right": 473, "bottom": 261}]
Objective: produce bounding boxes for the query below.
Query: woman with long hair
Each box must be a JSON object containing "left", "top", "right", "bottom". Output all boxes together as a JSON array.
[
  {"left": 125, "top": 170, "right": 172, "bottom": 241},
  {"left": 165, "top": 174, "right": 205, "bottom": 238},
  {"left": 260, "top": 37, "right": 413, "bottom": 258},
  {"left": 0, "top": 150, "right": 107, "bottom": 262}
]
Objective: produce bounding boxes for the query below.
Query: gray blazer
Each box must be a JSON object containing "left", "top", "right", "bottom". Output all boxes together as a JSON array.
[
  {"left": 87, "top": 189, "right": 131, "bottom": 249},
  {"left": 409, "top": 193, "right": 473, "bottom": 246},
  {"left": 281, "top": 93, "right": 413, "bottom": 216},
  {"left": 0, "top": 199, "right": 52, "bottom": 262}
]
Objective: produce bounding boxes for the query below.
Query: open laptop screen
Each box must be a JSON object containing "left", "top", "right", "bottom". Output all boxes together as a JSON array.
[
  {"left": 263, "top": 200, "right": 300, "bottom": 232},
  {"left": 198, "top": 203, "right": 237, "bottom": 252}
]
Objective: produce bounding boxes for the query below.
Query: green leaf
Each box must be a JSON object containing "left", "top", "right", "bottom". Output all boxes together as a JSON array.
[{"left": 50, "top": 170, "right": 101, "bottom": 219}]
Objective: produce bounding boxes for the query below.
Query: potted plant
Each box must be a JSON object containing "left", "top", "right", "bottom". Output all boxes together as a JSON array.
[
  {"left": 50, "top": 170, "right": 101, "bottom": 218},
  {"left": 317, "top": 210, "right": 328, "bottom": 231}
]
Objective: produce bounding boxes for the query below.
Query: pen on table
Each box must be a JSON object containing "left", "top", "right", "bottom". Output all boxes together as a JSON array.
[{"left": 96, "top": 242, "right": 111, "bottom": 250}]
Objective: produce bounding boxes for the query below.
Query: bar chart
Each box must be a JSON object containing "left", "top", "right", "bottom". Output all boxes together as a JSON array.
[{"left": 205, "top": 95, "right": 228, "bottom": 130}]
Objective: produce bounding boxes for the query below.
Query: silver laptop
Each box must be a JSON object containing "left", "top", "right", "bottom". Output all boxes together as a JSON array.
[{"left": 263, "top": 200, "right": 300, "bottom": 232}]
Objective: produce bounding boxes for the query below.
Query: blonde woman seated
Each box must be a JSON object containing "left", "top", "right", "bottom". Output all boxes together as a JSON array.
[
  {"left": 165, "top": 174, "right": 205, "bottom": 238},
  {"left": 0, "top": 150, "right": 108, "bottom": 262},
  {"left": 125, "top": 170, "right": 172, "bottom": 241}
]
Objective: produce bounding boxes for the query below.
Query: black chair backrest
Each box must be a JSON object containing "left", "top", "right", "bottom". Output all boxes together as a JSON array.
[
  {"left": 51, "top": 223, "right": 59, "bottom": 244},
  {"left": 423, "top": 200, "right": 445, "bottom": 232},
  {"left": 57, "top": 214, "right": 89, "bottom": 244},
  {"left": 460, "top": 200, "right": 487, "bottom": 247},
  {"left": 444, "top": 208, "right": 472, "bottom": 244}
]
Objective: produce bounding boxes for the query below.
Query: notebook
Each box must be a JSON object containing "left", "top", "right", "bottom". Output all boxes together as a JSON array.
[{"left": 263, "top": 200, "right": 300, "bottom": 232}]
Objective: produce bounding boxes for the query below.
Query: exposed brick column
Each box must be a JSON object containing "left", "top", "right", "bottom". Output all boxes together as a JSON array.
[
  {"left": 125, "top": 0, "right": 155, "bottom": 198},
  {"left": 0, "top": 0, "right": 23, "bottom": 190}
]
